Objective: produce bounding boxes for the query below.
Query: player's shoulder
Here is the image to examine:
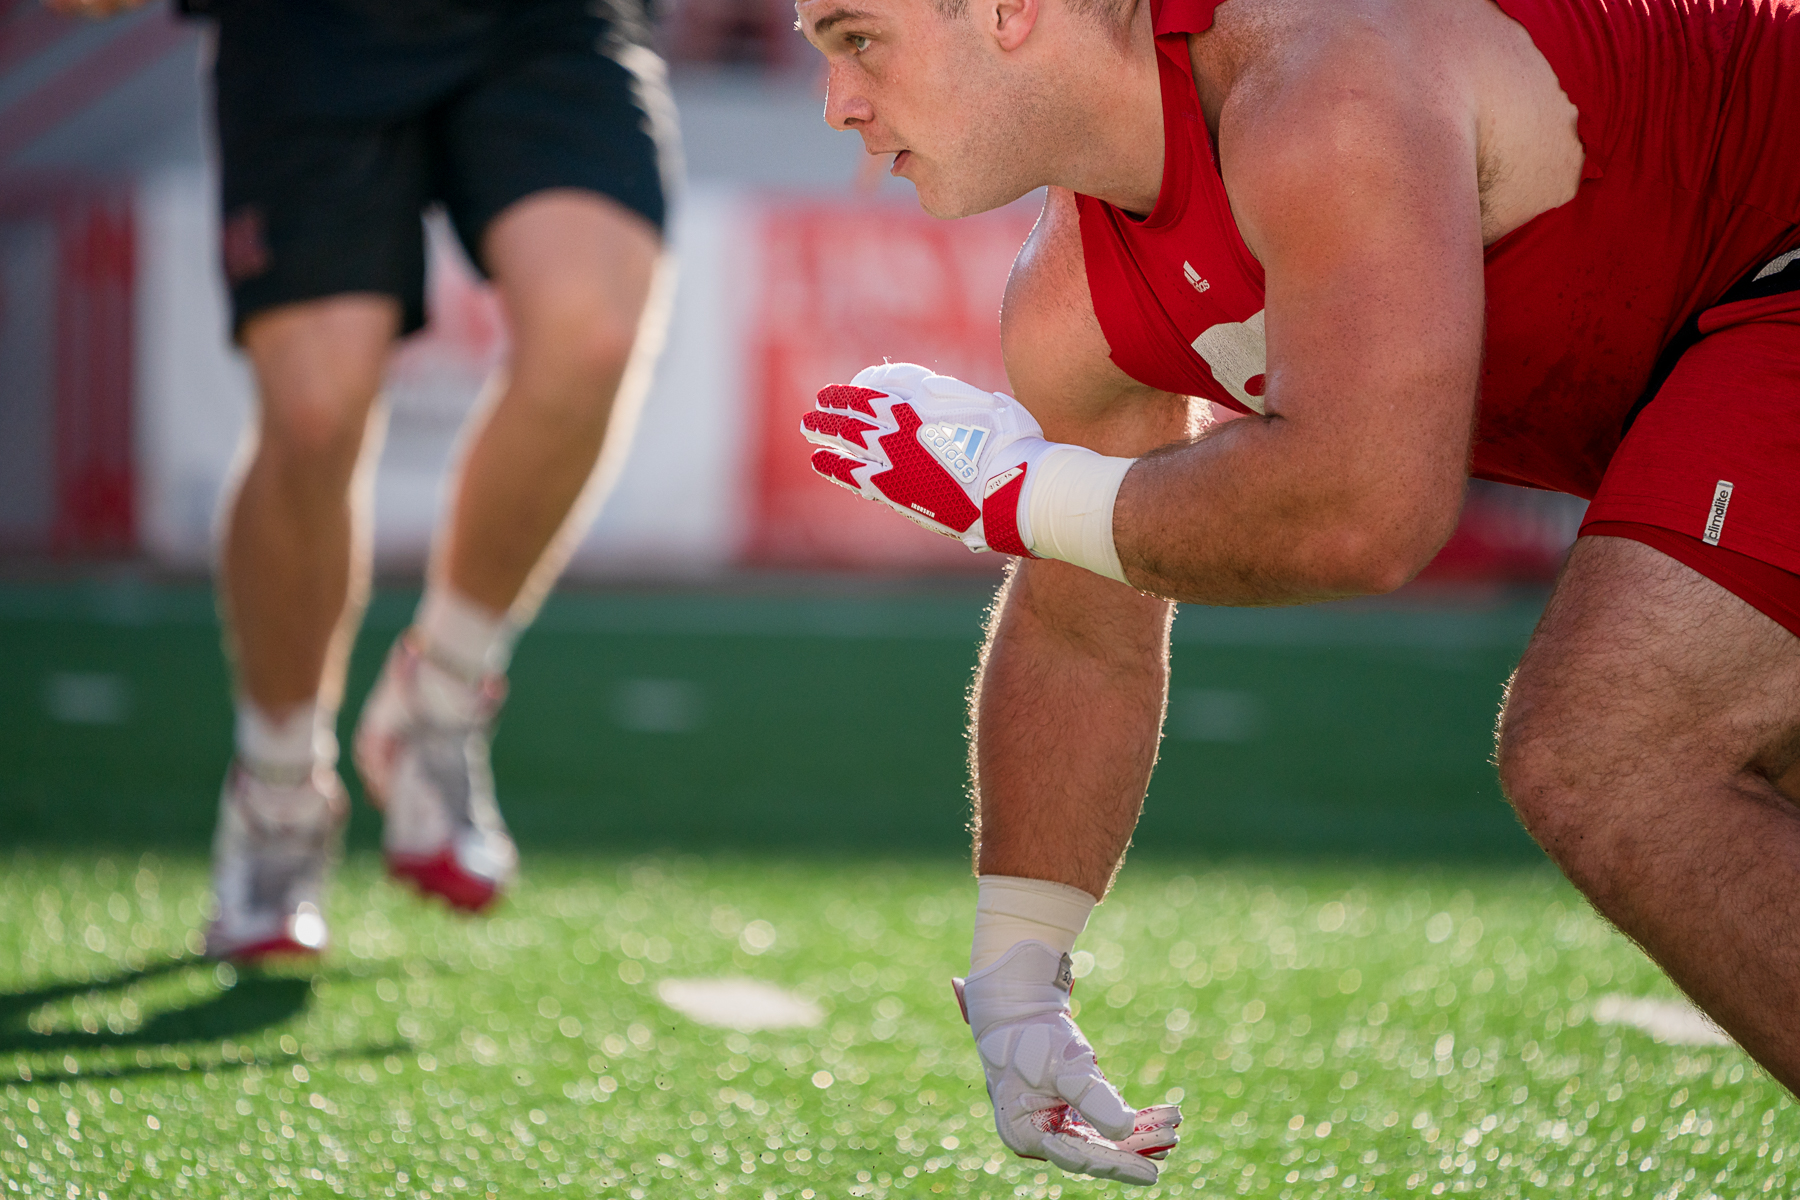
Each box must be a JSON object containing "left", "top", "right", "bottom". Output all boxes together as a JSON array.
[
  {"left": 1200, "top": 0, "right": 1482, "bottom": 198},
  {"left": 1011, "top": 191, "right": 1084, "bottom": 289},
  {"left": 1199, "top": 0, "right": 1477, "bottom": 121},
  {"left": 1189, "top": 0, "right": 1493, "bottom": 266},
  {"left": 1004, "top": 189, "right": 1094, "bottom": 344},
  {"left": 1001, "top": 190, "right": 1169, "bottom": 436}
]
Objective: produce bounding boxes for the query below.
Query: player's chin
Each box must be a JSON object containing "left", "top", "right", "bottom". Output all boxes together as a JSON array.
[
  {"left": 911, "top": 169, "right": 1033, "bottom": 220},
  {"left": 914, "top": 189, "right": 989, "bottom": 220},
  {"left": 900, "top": 162, "right": 969, "bottom": 218},
  {"left": 907, "top": 179, "right": 959, "bottom": 219}
]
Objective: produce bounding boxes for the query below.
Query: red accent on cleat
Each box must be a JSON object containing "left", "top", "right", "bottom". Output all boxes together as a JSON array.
[
  {"left": 213, "top": 935, "right": 321, "bottom": 964},
  {"left": 387, "top": 849, "right": 502, "bottom": 913}
]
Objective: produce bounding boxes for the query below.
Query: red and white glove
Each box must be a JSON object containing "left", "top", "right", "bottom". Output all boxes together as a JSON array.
[
  {"left": 801, "top": 362, "right": 1055, "bottom": 557},
  {"left": 952, "top": 941, "right": 1182, "bottom": 1186}
]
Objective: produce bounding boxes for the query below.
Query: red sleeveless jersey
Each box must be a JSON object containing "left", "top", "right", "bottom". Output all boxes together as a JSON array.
[{"left": 1076, "top": 0, "right": 1800, "bottom": 498}]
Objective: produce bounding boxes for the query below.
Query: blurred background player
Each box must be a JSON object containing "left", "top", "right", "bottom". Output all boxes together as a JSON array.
[{"left": 50, "top": 0, "right": 679, "bottom": 959}]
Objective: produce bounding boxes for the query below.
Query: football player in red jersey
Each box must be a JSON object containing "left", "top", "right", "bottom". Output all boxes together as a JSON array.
[{"left": 798, "top": 0, "right": 1800, "bottom": 1180}]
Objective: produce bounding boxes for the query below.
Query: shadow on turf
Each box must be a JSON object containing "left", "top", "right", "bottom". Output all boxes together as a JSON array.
[
  {"left": 0, "top": 957, "right": 410, "bottom": 1087},
  {"left": 3, "top": 1041, "right": 414, "bottom": 1090}
]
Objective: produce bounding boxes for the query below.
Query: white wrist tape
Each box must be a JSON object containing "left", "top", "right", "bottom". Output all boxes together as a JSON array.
[
  {"left": 972, "top": 874, "right": 1098, "bottom": 973},
  {"left": 1022, "top": 446, "right": 1135, "bottom": 585}
]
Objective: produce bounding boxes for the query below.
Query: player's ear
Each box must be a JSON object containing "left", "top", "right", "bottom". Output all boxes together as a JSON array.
[{"left": 989, "top": 0, "right": 1040, "bottom": 51}]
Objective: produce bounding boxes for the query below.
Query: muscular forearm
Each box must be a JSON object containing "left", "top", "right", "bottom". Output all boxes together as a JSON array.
[
  {"left": 972, "top": 558, "right": 1174, "bottom": 898},
  {"left": 1106, "top": 412, "right": 1466, "bottom": 605}
]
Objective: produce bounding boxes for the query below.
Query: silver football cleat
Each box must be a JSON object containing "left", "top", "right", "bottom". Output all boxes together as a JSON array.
[
  {"left": 205, "top": 760, "right": 346, "bottom": 961},
  {"left": 354, "top": 634, "right": 518, "bottom": 912}
]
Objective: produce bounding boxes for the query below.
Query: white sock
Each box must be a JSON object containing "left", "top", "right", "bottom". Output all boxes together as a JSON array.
[
  {"left": 1022, "top": 446, "right": 1135, "bottom": 585},
  {"left": 971, "top": 874, "right": 1098, "bottom": 974},
  {"left": 409, "top": 653, "right": 489, "bottom": 726},
  {"left": 415, "top": 585, "right": 516, "bottom": 678},
  {"left": 235, "top": 700, "right": 336, "bottom": 777}
]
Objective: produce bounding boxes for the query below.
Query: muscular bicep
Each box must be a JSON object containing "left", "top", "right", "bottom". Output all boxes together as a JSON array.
[
  {"left": 1219, "top": 32, "right": 1486, "bottom": 506},
  {"left": 1002, "top": 189, "right": 1200, "bottom": 456}
]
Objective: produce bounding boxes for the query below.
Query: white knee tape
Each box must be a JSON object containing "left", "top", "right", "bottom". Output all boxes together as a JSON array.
[{"left": 1022, "top": 447, "right": 1135, "bottom": 585}]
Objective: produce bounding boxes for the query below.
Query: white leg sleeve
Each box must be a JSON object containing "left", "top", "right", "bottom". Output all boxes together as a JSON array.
[
  {"left": 1021, "top": 447, "right": 1135, "bottom": 585},
  {"left": 972, "top": 874, "right": 1099, "bottom": 973}
]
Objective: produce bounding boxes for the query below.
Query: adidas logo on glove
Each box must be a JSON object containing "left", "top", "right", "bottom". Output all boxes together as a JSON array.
[{"left": 919, "top": 423, "right": 990, "bottom": 483}]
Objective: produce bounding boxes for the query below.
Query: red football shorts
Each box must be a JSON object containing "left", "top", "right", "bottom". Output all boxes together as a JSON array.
[{"left": 1581, "top": 295, "right": 1800, "bottom": 638}]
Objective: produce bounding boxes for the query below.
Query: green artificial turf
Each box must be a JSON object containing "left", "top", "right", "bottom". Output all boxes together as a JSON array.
[
  {"left": 4, "top": 850, "right": 1796, "bottom": 1198},
  {"left": 0, "top": 581, "right": 1542, "bottom": 859}
]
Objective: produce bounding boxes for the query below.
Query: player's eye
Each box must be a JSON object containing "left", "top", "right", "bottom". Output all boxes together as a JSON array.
[{"left": 847, "top": 33, "right": 871, "bottom": 51}]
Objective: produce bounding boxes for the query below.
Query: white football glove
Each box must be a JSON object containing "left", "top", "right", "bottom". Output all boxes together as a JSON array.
[
  {"left": 952, "top": 941, "right": 1181, "bottom": 1186},
  {"left": 800, "top": 362, "right": 1054, "bottom": 556}
]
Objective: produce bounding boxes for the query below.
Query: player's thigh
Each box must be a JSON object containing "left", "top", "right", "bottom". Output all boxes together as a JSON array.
[
  {"left": 212, "top": 0, "right": 437, "bottom": 460},
  {"left": 1582, "top": 304, "right": 1800, "bottom": 586},
  {"left": 993, "top": 190, "right": 1191, "bottom": 641},
  {"left": 1504, "top": 293, "right": 1800, "bottom": 800},
  {"left": 1000, "top": 188, "right": 1200, "bottom": 456},
  {"left": 216, "top": 108, "right": 420, "bottom": 444},
  {"left": 481, "top": 191, "right": 663, "bottom": 378},
  {"left": 436, "top": 5, "right": 673, "bottom": 375},
  {"left": 240, "top": 296, "right": 401, "bottom": 465},
  {"left": 1498, "top": 535, "right": 1800, "bottom": 833}
]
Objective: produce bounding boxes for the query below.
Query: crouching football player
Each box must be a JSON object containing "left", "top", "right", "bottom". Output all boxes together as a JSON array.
[{"left": 797, "top": 0, "right": 1800, "bottom": 1180}]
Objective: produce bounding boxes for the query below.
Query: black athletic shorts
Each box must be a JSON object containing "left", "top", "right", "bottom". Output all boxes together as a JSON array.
[{"left": 207, "top": 0, "right": 679, "bottom": 337}]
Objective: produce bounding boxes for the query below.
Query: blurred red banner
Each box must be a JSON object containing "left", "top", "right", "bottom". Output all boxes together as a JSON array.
[{"left": 746, "top": 197, "right": 1037, "bottom": 572}]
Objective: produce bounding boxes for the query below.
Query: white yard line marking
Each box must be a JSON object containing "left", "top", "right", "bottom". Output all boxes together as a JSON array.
[
  {"left": 1591, "top": 994, "right": 1732, "bottom": 1046},
  {"left": 657, "top": 978, "right": 824, "bottom": 1031}
]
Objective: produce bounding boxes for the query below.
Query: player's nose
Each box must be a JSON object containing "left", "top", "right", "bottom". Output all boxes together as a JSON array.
[{"left": 823, "top": 67, "right": 874, "bottom": 130}]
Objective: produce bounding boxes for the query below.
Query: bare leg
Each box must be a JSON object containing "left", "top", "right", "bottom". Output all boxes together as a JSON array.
[
  {"left": 1498, "top": 535, "right": 1800, "bottom": 1089},
  {"left": 222, "top": 295, "right": 399, "bottom": 716},
  {"left": 346, "top": 193, "right": 662, "bottom": 912},
  {"left": 973, "top": 560, "right": 1175, "bottom": 897},
  {"left": 437, "top": 189, "right": 665, "bottom": 619},
  {"left": 972, "top": 186, "right": 1203, "bottom": 898},
  {"left": 958, "top": 191, "right": 1211, "bottom": 1180}
]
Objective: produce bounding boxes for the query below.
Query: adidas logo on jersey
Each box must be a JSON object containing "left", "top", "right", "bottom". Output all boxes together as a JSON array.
[
  {"left": 918, "top": 422, "right": 989, "bottom": 484},
  {"left": 1183, "top": 261, "right": 1211, "bottom": 293}
]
